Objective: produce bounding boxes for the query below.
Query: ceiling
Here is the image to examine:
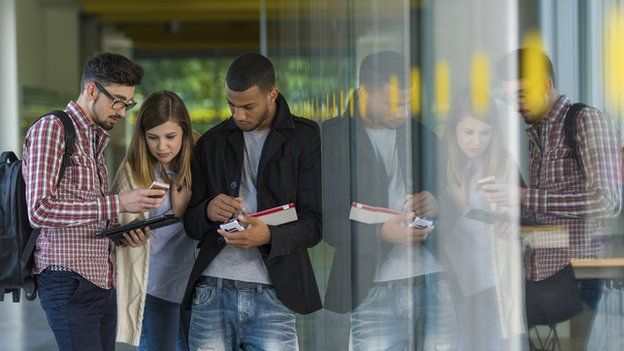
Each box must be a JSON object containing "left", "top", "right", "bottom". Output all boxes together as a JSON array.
[
  {"left": 69, "top": 0, "right": 417, "bottom": 53},
  {"left": 70, "top": 0, "right": 267, "bottom": 52}
]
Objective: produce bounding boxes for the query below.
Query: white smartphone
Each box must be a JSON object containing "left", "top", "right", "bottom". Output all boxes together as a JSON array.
[
  {"left": 477, "top": 176, "right": 497, "bottom": 188},
  {"left": 148, "top": 181, "right": 170, "bottom": 198},
  {"left": 220, "top": 219, "right": 248, "bottom": 233},
  {"left": 408, "top": 217, "right": 434, "bottom": 229}
]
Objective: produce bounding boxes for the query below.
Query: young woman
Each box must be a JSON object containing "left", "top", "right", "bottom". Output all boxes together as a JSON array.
[
  {"left": 438, "top": 91, "right": 524, "bottom": 350},
  {"left": 113, "top": 91, "right": 197, "bottom": 351}
]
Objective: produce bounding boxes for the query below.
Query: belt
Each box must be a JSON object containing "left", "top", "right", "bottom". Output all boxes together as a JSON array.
[
  {"left": 374, "top": 275, "right": 426, "bottom": 289},
  {"left": 197, "top": 276, "right": 272, "bottom": 290},
  {"left": 47, "top": 265, "right": 72, "bottom": 272}
]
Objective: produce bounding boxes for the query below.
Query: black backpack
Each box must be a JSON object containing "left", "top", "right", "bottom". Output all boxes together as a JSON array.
[
  {"left": 0, "top": 110, "right": 75, "bottom": 302},
  {"left": 563, "top": 103, "right": 590, "bottom": 174},
  {"left": 563, "top": 103, "right": 624, "bottom": 234}
]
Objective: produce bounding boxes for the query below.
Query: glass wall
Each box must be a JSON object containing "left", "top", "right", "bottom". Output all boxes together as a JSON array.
[
  {"left": 267, "top": 0, "right": 624, "bottom": 350},
  {"left": 4, "top": 0, "right": 624, "bottom": 350}
]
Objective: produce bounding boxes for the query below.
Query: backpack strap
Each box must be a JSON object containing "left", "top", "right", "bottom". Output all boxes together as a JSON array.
[
  {"left": 20, "top": 111, "right": 76, "bottom": 283},
  {"left": 35, "top": 110, "right": 76, "bottom": 186},
  {"left": 563, "top": 102, "right": 589, "bottom": 175},
  {"left": 0, "top": 151, "right": 18, "bottom": 164}
]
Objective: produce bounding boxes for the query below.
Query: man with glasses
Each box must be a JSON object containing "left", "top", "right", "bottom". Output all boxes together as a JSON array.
[
  {"left": 22, "top": 53, "right": 165, "bottom": 351},
  {"left": 491, "top": 48, "right": 622, "bottom": 347}
]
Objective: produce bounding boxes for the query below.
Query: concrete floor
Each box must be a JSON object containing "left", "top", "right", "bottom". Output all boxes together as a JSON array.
[{"left": 0, "top": 298, "right": 135, "bottom": 351}]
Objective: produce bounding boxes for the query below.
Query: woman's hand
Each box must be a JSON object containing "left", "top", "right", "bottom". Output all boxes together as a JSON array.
[
  {"left": 120, "top": 227, "right": 151, "bottom": 247},
  {"left": 447, "top": 181, "right": 468, "bottom": 214},
  {"left": 171, "top": 183, "right": 192, "bottom": 218}
]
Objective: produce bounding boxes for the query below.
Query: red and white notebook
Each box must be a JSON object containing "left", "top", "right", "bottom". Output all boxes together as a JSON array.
[
  {"left": 348, "top": 202, "right": 401, "bottom": 224},
  {"left": 249, "top": 203, "right": 298, "bottom": 226}
]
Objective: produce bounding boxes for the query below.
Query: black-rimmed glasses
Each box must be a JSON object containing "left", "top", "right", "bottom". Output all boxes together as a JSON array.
[{"left": 93, "top": 81, "right": 137, "bottom": 111}]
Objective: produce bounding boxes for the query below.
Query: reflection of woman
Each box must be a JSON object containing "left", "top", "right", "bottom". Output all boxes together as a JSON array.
[
  {"left": 113, "top": 91, "right": 197, "bottom": 351},
  {"left": 439, "top": 92, "right": 524, "bottom": 350}
]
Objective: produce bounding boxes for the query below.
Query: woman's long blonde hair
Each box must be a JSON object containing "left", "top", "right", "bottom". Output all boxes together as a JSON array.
[
  {"left": 440, "top": 90, "right": 507, "bottom": 186},
  {"left": 123, "top": 91, "right": 195, "bottom": 190}
]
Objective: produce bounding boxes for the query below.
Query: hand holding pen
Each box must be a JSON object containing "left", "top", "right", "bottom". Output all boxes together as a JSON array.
[
  {"left": 206, "top": 194, "right": 244, "bottom": 222},
  {"left": 403, "top": 191, "right": 438, "bottom": 217}
]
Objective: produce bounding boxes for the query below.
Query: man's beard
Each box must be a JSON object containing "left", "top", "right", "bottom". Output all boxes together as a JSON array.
[{"left": 244, "top": 102, "right": 271, "bottom": 131}]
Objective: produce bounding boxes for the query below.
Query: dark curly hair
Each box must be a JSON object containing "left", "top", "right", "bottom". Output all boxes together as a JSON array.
[
  {"left": 80, "top": 52, "right": 143, "bottom": 90},
  {"left": 226, "top": 53, "right": 275, "bottom": 92}
]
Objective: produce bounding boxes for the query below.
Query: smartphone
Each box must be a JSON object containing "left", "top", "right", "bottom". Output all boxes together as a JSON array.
[
  {"left": 148, "top": 181, "right": 170, "bottom": 198},
  {"left": 477, "top": 176, "right": 497, "bottom": 187},
  {"left": 220, "top": 219, "right": 248, "bottom": 233},
  {"left": 407, "top": 217, "right": 434, "bottom": 229}
]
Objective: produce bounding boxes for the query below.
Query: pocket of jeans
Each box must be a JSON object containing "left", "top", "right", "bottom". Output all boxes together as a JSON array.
[
  {"left": 360, "top": 285, "right": 385, "bottom": 305},
  {"left": 192, "top": 285, "right": 215, "bottom": 308},
  {"left": 263, "top": 288, "right": 293, "bottom": 313},
  {"left": 432, "top": 279, "right": 453, "bottom": 302},
  {"left": 37, "top": 271, "right": 82, "bottom": 308},
  {"left": 66, "top": 275, "right": 84, "bottom": 306}
]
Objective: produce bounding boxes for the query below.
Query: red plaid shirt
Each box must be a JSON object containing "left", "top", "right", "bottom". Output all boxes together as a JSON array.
[
  {"left": 523, "top": 95, "right": 622, "bottom": 281},
  {"left": 22, "top": 101, "right": 120, "bottom": 289}
]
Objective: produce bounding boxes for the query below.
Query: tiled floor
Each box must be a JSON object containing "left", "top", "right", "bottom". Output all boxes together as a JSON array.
[{"left": 0, "top": 298, "right": 135, "bottom": 351}]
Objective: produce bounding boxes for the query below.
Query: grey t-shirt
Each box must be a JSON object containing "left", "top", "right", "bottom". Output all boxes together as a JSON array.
[
  {"left": 203, "top": 129, "right": 272, "bottom": 284},
  {"left": 364, "top": 127, "right": 440, "bottom": 282},
  {"left": 147, "top": 170, "right": 197, "bottom": 303}
]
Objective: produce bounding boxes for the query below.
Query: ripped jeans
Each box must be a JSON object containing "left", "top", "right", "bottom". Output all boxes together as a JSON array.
[
  {"left": 188, "top": 277, "right": 297, "bottom": 351},
  {"left": 351, "top": 273, "right": 458, "bottom": 351}
]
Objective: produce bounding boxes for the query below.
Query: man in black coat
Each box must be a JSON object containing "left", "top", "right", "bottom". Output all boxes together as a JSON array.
[
  {"left": 323, "top": 51, "right": 457, "bottom": 350},
  {"left": 183, "top": 53, "right": 322, "bottom": 351}
]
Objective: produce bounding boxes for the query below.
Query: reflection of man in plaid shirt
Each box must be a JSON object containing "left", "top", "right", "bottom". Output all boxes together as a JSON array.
[
  {"left": 521, "top": 93, "right": 621, "bottom": 281},
  {"left": 492, "top": 48, "right": 621, "bottom": 340}
]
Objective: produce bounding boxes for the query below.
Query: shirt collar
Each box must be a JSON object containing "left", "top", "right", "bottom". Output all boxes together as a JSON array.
[
  {"left": 543, "top": 94, "right": 570, "bottom": 126},
  {"left": 66, "top": 101, "right": 111, "bottom": 138},
  {"left": 526, "top": 94, "right": 570, "bottom": 133}
]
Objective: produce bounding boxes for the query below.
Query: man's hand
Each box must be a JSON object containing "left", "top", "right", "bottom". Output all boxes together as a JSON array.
[
  {"left": 207, "top": 194, "right": 244, "bottom": 222},
  {"left": 378, "top": 213, "right": 434, "bottom": 246},
  {"left": 119, "top": 189, "right": 166, "bottom": 213},
  {"left": 119, "top": 227, "right": 150, "bottom": 247},
  {"left": 404, "top": 191, "right": 439, "bottom": 217},
  {"left": 217, "top": 215, "right": 271, "bottom": 249}
]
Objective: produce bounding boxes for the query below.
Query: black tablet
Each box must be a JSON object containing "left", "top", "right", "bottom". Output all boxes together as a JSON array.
[{"left": 95, "top": 214, "right": 179, "bottom": 240}]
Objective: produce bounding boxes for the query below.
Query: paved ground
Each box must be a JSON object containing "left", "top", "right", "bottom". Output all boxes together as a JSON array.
[{"left": 0, "top": 297, "right": 135, "bottom": 351}]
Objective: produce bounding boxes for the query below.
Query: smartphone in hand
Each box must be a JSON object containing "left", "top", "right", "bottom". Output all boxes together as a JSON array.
[
  {"left": 477, "top": 176, "right": 497, "bottom": 189},
  {"left": 220, "top": 219, "right": 248, "bottom": 233},
  {"left": 148, "top": 181, "right": 170, "bottom": 198},
  {"left": 407, "top": 217, "right": 434, "bottom": 229}
]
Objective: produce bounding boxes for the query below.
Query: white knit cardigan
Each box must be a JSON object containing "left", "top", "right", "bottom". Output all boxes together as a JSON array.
[{"left": 112, "top": 162, "right": 151, "bottom": 346}]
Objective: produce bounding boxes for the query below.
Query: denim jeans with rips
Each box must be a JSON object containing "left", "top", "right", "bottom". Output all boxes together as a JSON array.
[
  {"left": 188, "top": 278, "right": 298, "bottom": 351},
  {"left": 350, "top": 273, "right": 458, "bottom": 351}
]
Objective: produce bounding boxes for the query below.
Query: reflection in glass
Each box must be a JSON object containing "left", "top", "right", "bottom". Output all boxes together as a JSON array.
[
  {"left": 438, "top": 90, "right": 525, "bottom": 350},
  {"left": 323, "top": 51, "right": 457, "bottom": 351}
]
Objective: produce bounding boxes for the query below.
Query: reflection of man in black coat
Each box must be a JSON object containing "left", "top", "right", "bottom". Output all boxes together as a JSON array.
[
  {"left": 183, "top": 53, "right": 322, "bottom": 351},
  {"left": 323, "top": 51, "right": 456, "bottom": 350}
]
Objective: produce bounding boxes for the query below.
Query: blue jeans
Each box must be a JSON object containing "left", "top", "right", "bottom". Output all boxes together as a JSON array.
[
  {"left": 36, "top": 269, "right": 116, "bottom": 351},
  {"left": 351, "top": 274, "right": 458, "bottom": 351},
  {"left": 455, "top": 287, "right": 503, "bottom": 351},
  {"left": 137, "top": 294, "right": 188, "bottom": 351},
  {"left": 188, "top": 278, "right": 297, "bottom": 351}
]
